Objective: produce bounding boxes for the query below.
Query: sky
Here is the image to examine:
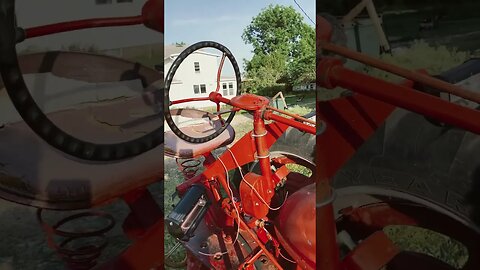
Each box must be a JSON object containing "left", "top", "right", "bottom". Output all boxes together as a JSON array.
[{"left": 165, "top": 0, "right": 315, "bottom": 73}]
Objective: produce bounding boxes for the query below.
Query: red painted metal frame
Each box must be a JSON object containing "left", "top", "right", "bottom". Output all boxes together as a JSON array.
[
  {"left": 24, "top": 16, "right": 144, "bottom": 38},
  {"left": 197, "top": 123, "right": 301, "bottom": 269},
  {"left": 23, "top": 0, "right": 163, "bottom": 39},
  {"left": 316, "top": 93, "right": 395, "bottom": 181},
  {"left": 172, "top": 122, "right": 291, "bottom": 269},
  {"left": 207, "top": 92, "right": 315, "bottom": 135},
  {"left": 319, "top": 58, "right": 480, "bottom": 135},
  {"left": 316, "top": 91, "right": 396, "bottom": 270},
  {"left": 175, "top": 120, "right": 291, "bottom": 195},
  {"left": 317, "top": 13, "right": 480, "bottom": 268},
  {"left": 320, "top": 41, "right": 480, "bottom": 104},
  {"left": 170, "top": 84, "right": 315, "bottom": 269},
  {"left": 316, "top": 36, "right": 480, "bottom": 269}
]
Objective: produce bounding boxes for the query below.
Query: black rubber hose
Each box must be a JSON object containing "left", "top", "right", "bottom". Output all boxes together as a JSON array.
[
  {"left": 0, "top": 0, "right": 163, "bottom": 161},
  {"left": 164, "top": 41, "right": 241, "bottom": 143}
]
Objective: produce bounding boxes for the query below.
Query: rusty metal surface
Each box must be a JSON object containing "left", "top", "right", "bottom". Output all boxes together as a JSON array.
[
  {"left": 37, "top": 209, "right": 115, "bottom": 269},
  {"left": 0, "top": 51, "right": 163, "bottom": 210},
  {"left": 275, "top": 183, "right": 315, "bottom": 270},
  {"left": 177, "top": 216, "right": 277, "bottom": 270}
]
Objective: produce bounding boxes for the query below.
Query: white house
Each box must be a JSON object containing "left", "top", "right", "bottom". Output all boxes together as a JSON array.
[
  {"left": 165, "top": 44, "right": 238, "bottom": 108},
  {"left": 15, "top": 0, "right": 162, "bottom": 53},
  {"left": 293, "top": 82, "right": 316, "bottom": 91}
]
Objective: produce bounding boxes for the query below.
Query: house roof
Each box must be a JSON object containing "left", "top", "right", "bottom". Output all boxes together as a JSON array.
[
  {"left": 164, "top": 44, "right": 220, "bottom": 60},
  {"left": 165, "top": 44, "right": 187, "bottom": 58}
]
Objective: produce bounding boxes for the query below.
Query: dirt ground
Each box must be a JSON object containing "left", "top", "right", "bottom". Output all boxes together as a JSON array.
[
  {"left": 0, "top": 182, "right": 163, "bottom": 270},
  {"left": 0, "top": 200, "right": 128, "bottom": 269}
]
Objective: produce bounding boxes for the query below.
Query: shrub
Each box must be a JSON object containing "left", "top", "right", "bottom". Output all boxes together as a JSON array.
[{"left": 362, "top": 40, "right": 470, "bottom": 81}]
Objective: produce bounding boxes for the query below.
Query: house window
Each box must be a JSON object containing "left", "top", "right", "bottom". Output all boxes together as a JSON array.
[
  {"left": 200, "top": 84, "right": 206, "bottom": 93},
  {"left": 193, "top": 85, "right": 200, "bottom": 94},
  {"left": 222, "top": 83, "right": 228, "bottom": 96},
  {"left": 228, "top": 82, "right": 234, "bottom": 95},
  {"left": 194, "top": 62, "right": 200, "bottom": 72},
  {"left": 96, "top": 0, "right": 112, "bottom": 4}
]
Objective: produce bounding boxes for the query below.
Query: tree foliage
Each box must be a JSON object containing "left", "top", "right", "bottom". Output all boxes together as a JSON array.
[{"left": 242, "top": 5, "right": 315, "bottom": 94}]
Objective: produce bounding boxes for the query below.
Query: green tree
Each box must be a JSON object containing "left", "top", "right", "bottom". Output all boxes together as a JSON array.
[
  {"left": 243, "top": 50, "right": 286, "bottom": 94},
  {"left": 287, "top": 22, "right": 316, "bottom": 85},
  {"left": 242, "top": 5, "right": 315, "bottom": 94}
]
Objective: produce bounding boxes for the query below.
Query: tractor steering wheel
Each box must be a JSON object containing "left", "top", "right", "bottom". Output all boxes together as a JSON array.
[
  {"left": 0, "top": 0, "right": 163, "bottom": 161},
  {"left": 164, "top": 41, "right": 241, "bottom": 144}
]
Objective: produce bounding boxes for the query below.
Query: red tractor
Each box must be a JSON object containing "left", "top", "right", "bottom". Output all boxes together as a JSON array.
[
  {"left": 163, "top": 41, "right": 316, "bottom": 269},
  {"left": 162, "top": 14, "right": 480, "bottom": 270},
  {"left": 316, "top": 15, "right": 480, "bottom": 270}
]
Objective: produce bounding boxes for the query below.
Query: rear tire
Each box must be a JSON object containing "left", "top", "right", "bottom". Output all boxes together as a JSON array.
[
  {"left": 333, "top": 109, "right": 480, "bottom": 229},
  {"left": 269, "top": 126, "right": 316, "bottom": 164}
]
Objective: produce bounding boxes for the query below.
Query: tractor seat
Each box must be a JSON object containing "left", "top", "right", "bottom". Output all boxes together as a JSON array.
[
  {"left": 164, "top": 108, "right": 235, "bottom": 158},
  {"left": 0, "top": 93, "right": 163, "bottom": 210}
]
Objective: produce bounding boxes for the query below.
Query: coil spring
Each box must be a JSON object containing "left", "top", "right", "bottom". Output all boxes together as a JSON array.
[
  {"left": 176, "top": 158, "right": 202, "bottom": 179},
  {"left": 37, "top": 209, "right": 115, "bottom": 270}
]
